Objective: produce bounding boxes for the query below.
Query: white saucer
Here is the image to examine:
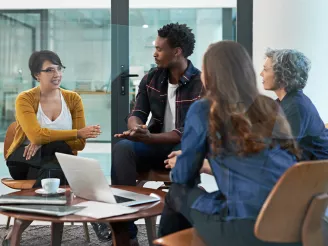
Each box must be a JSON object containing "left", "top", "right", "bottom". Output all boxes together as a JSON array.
[{"left": 35, "top": 188, "right": 66, "bottom": 195}]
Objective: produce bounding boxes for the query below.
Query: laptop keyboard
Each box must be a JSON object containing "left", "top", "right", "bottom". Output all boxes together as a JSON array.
[{"left": 114, "top": 195, "right": 135, "bottom": 203}]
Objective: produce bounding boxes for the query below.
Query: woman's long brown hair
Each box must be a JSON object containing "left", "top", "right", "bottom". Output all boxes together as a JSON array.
[{"left": 203, "top": 41, "right": 300, "bottom": 158}]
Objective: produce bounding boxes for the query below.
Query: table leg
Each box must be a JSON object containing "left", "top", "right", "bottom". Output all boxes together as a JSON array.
[
  {"left": 145, "top": 216, "right": 157, "bottom": 246},
  {"left": 51, "top": 222, "right": 64, "bottom": 246},
  {"left": 6, "top": 216, "right": 11, "bottom": 229},
  {"left": 83, "top": 222, "right": 90, "bottom": 242},
  {"left": 109, "top": 222, "right": 130, "bottom": 246},
  {"left": 9, "top": 219, "right": 32, "bottom": 246}
]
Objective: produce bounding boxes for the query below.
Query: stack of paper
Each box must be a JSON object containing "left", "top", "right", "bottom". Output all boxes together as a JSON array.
[
  {"left": 199, "top": 173, "right": 219, "bottom": 193},
  {"left": 74, "top": 201, "right": 139, "bottom": 219}
]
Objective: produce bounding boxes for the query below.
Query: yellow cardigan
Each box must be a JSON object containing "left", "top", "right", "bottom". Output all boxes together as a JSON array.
[{"left": 6, "top": 86, "right": 86, "bottom": 159}]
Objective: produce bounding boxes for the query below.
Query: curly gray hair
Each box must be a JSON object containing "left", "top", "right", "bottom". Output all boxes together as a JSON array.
[{"left": 265, "top": 48, "right": 311, "bottom": 93}]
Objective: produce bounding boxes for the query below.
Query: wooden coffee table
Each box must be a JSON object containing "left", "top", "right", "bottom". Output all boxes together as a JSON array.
[{"left": 0, "top": 185, "right": 166, "bottom": 246}]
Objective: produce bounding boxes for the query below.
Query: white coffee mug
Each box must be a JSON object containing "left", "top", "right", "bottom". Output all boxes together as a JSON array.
[{"left": 41, "top": 178, "right": 60, "bottom": 194}]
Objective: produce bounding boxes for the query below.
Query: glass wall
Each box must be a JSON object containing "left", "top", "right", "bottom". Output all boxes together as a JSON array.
[
  {"left": 49, "top": 9, "right": 112, "bottom": 142},
  {"left": 0, "top": 13, "right": 38, "bottom": 139},
  {"left": 0, "top": 6, "right": 236, "bottom": 187},
  {"left": 0, "top": 8, "right": 236, "bottom": 142},
  {"left": 129, "top": 8, "right": 231, "bottom": 71}
]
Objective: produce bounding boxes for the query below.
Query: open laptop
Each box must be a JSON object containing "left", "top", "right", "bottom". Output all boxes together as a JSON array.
[{"left": 55, "top": 152, "right": 160, "bottom": 206}]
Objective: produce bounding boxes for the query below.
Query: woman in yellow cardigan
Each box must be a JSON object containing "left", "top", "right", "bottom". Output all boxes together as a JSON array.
[{"left": 6, "top": 50, "right": 101, "bottom": 187}]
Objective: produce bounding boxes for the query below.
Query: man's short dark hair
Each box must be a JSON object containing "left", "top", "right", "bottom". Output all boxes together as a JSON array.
[
  {"left": 28, "top": 50, "right": 64, "bottom": 80},
  {"left": 158, "top": 23, "right": 195, "bottom": 58}
]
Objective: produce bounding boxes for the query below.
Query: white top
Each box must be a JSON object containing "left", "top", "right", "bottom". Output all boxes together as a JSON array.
[
  {"left": 163, "top": 81, "right": 179, "bottom": 132},
  {"left": 24, "top": 92, "right": 72, "bottom": 145},
  {"left": 37, "top": 92, "right": 72, "bottom": 130}
]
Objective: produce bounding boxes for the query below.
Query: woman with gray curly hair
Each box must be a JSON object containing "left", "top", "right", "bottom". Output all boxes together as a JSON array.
[{"left": 261, "top": 48, "right": 328, "bottom": 160}]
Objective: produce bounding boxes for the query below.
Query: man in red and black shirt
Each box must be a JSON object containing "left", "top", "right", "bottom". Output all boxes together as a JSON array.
[
  {"left": 92, "top": 23, "right": 204, "bottom": 244},
  {"left": 112, "top": 23, "right": 203, "bottom": 188},
  {"left": 93, "top": 23, "right": 203, "bottom": 243}
]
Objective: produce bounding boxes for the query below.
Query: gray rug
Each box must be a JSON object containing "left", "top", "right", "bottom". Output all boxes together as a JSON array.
[{"left": 0, "top": 225, "right": 152, "bottom": 246}]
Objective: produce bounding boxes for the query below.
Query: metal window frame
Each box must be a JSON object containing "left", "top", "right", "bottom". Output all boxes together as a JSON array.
[{"left": 236, "top": 0, "right": 253, "bottom": 58}]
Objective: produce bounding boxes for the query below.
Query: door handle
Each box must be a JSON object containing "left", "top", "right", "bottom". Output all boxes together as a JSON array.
[{"left": 120, "top": 65, "right": 138, "bottom": 95}]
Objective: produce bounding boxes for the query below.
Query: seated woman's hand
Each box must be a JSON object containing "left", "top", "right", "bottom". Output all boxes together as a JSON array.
[
  {"left": 77, "top": 125, "right": 101, "bottom": 139},
  {"left": 164, "top": 150, "right": 182, "bottom": 169},
  {"left": 164, "top": 150, "right": 213, "bottom": 175},
  {"left": 23, "top": 143, "right": 41, "bottom": 160},
  {"left": 200, "top": 159, "right": 213, "bottom": 175}
]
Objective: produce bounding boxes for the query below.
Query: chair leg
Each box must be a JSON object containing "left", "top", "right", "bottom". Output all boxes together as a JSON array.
[
  {"left": 145, "top": 216, "right": 157, "bottom": 246},
  {"left": 83, "top": 222, "right": 90, "bottom": 242},
  {"left": 6, "top": 216, "right": 11, "bottom": 229}
]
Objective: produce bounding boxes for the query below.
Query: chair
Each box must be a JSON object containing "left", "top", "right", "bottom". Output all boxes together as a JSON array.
[
  {"left": 154, "top": 160, "right": 328, "bottom": 246},
  {"left": 254, "top": 160, "right": 328, "bottom": 246},
  {"left": 2, "top": 122, "right": 90, "bottom": 242},
  {"left": 154, "top": 228, "right": 206, "bottom": 246}
]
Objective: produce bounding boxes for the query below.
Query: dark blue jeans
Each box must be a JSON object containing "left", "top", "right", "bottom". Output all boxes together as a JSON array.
[{"left": 111, "top": 139, "right": 180, "bottom": 186}]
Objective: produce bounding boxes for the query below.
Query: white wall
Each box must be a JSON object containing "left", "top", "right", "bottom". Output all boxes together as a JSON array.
[
  {"left": 253, "top": 0, "right": 328, "bottom": 122},
  {"left": 0, "top": 0, "right": 236, "bottom": 9}
]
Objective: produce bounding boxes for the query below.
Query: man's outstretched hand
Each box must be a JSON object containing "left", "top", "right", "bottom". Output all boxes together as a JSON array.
[{"left": 114, "top": 124, "right": 152, "bottom": 143}]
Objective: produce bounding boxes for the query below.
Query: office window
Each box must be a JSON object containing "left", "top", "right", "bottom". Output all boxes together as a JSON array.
[{"left": 0, "top": 8, "right": 235, "bottom": 142}]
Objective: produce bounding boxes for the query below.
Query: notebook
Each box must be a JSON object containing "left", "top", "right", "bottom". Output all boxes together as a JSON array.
[
  {"left": 73, "top": 201, "right": 139, "bottom": 219},
  {"left": 0, "top": 195, "right": 67, "bottom": 205}
]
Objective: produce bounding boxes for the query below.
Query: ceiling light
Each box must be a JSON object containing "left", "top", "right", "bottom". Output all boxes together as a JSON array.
[{"left": 142, "top": 24, "right": 149, "bottom": 28}]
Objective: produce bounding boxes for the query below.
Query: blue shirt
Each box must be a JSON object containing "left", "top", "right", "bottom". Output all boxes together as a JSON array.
[
  {"left": 277, "top": 90, "right": 328, "bottom": 160},
  {"left": 170, "top": 99, "right": 297, "bottom": 220}
]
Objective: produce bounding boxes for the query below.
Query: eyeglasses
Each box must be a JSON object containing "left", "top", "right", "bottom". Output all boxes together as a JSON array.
[{"left": 40, "top": 66, "right": 65, "bottom": 75}]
